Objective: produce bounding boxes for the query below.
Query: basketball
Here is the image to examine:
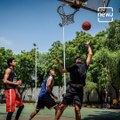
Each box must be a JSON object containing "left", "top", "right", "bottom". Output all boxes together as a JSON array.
[{"left": 82, "top": 21, "right": 91, "bottom": 31}]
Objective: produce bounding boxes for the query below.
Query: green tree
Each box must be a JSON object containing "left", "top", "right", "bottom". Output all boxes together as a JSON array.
[
  {"left": 0, "top": 47, "right": 14, "bottom": 89},
  {"left": 15, "top": 49, "right": 35, "bottom": 97}
]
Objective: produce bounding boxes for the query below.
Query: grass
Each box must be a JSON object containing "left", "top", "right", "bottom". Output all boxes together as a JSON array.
[{"left": 0, "top": 103, "right": 120, "bottom": 120}]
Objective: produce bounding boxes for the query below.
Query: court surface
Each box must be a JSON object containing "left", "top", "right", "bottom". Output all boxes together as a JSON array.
[{"left": 0, "top": 103, "right": 120, "bottom": 120}]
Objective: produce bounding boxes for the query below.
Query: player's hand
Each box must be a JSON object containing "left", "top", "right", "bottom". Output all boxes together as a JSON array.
[
  {"left": 50, "top": 95, "right": 57, "bottom": 100},
  {"left": 85, "top": 40, "right": 90, "bottom": 47},
  {"left": 15, "top": 80, "right": 22, "bottom": 86},
  {"left": 54, "top": 96, "right": 58, "bottom": 100}
]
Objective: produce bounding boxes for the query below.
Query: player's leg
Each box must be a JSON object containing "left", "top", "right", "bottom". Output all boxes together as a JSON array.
[
  {"left": 53, "top": 100, "right": 61, "bottom": 115},
  {"left": 52, "top": 99, "right": 64, "bottom": 116},
  {"left": 54, "top": 103, "right": 67, "bottom": 120},
  {"left": 73, "top": 88, "right": 83, "bottom": 120},
  {"left": 74, "top": 104, "right": 81, "bottom": 120},
  {"left": 53, "top": 103, "right": 59, "bottom": 116},
  {"left": 42, "top": 94, "right": 66, "bottom": 120},
  {"left": 5, "top": 89, "right": 16, "bottom": 120},
  {"left": 6, "top": 112, "right": 13, "bottom": 120},
  {"left": 15, "top": 90, "right": 24, "bottom": 120},
  {"left": 15, "top": 105, "right": 24, "bottom": 120},
  {"left": 29, "top": 109, "right": 40, "bottom": 120},
  {"left": 54, "top": 89, "right": 73, "bottom": 120},
  {"left": 28, "top": 97, "right": 44, "bottom": 120}
]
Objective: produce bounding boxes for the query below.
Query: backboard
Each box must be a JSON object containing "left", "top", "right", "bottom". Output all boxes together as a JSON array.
[
  {"left": 59, "top": 0, "right": 111, "bottom": 12},
  {"left": 82, "top": 0, "right": 110, "bottom": 12}
]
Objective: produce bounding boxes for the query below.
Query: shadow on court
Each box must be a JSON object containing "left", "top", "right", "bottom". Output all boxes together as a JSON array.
[
  {"left": 83, "top": 110, "right": 120, "bottom": 120},
  {"left": 0, "top": 111, "right": 120, "bottom": 120},
  {"left": 0, "top": 116, "right": 74, "bottom": 120},
  {"left": 0, "top": 112, "right": 6, "bottom": 115}
]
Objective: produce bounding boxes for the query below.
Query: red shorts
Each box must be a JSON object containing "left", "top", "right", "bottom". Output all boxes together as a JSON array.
[{"left": 5, "top": 89, "right": 23, "bottom": 112}]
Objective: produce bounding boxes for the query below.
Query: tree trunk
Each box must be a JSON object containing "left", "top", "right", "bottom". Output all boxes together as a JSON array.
[
  {"left": 19, "top": 83, "right": 27, "bottom": 101},
  {"left": 86, "top": 91, "right": 91, "bottom": 105},
  {"left": 111, "top": 84, "right": 119, "bottom": 101},
  {"left": 95, "top": 88, "right": 103, "bottom": 108}
]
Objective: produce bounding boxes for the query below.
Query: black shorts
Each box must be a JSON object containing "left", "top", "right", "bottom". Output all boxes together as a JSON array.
[
  {"left": 62, "top": 86, "right": 83, "bottom": 106},
  {"left": 36, "top": 94, "right": 56, "bottom": 110}
]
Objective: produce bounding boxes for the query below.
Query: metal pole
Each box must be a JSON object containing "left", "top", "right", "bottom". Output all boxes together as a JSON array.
[
  {"left": 62, "top": 26, "right": 66, "bottom": 93},
  {"left": 35, "top": 47, "right": 37, "bottom": 98},
  {"left": 33, "top": 43, "right": 37, "bottom": 102}
]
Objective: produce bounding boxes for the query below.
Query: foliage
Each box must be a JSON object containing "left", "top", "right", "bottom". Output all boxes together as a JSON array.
[{"left": 0, "top": 20, "right": 120, "bottom": 102}]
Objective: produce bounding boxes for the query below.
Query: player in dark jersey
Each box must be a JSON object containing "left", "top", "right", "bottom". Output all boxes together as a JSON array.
[
  {"left": 29, "top": 69, "right": 58, "bottom": 120},
  {"left": 3, "top": 58, "right": 24, "bottom": 120},
  {"left": 54, "top": 41, "right": 93, "bottom": 120}
]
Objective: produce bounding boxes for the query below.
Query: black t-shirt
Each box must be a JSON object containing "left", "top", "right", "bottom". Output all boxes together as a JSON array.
[
  {"left": 5, "top": 68, "right": 17, "bottom": 89},
  {"left": 66, "top": 62, "right": 88, "bottom": 86}
]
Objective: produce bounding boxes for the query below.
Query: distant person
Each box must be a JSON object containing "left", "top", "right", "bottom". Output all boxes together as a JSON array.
[
  {"left": 1, "top": 89, "right": 5, "bottom": 103},
  {"left": 54, "top": 41, "right": 93, "bottom": 120},
  {"left": 3, "top": 58, "right": 24, "bottom": 120},
  {"left": 29, "top": 69, "right": 58, "bottom": 120}
]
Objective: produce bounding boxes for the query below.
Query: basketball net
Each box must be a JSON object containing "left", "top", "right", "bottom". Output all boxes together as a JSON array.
[{"left": 57, "top": 4, "right": 78, "bottom": 26}]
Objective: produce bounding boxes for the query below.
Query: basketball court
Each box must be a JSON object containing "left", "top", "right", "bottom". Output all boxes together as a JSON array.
[
  {"left": 0, "top": 0, "right": 119, "bottom": 120},
  {"left": 0, "top": 103, "right": 120, "bottom": 120}
]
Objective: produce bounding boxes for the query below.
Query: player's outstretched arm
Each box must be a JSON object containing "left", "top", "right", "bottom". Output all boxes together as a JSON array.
[
  {"left": 86, "top": 41, "right": 93, "bottom": 66},
  {"left": 56, "top": 58, "right": 67, "bottom": 73}
]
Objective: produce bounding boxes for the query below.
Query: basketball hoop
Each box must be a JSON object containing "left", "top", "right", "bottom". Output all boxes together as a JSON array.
[{"left": 57, "top": 4, "right": 78, "bottom": 26}]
